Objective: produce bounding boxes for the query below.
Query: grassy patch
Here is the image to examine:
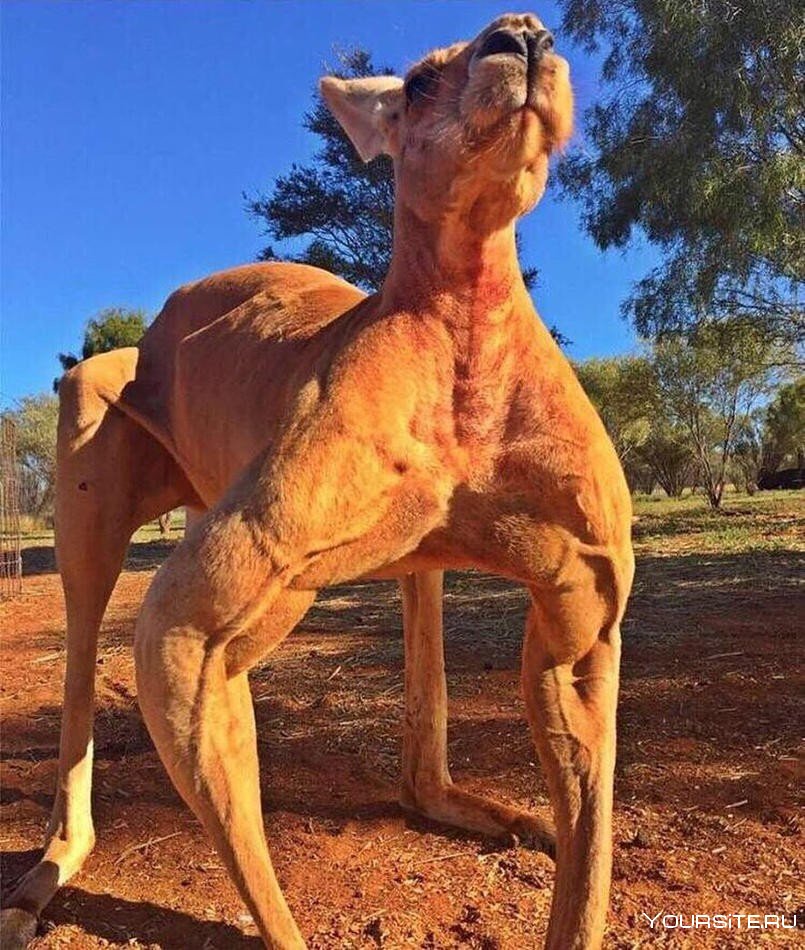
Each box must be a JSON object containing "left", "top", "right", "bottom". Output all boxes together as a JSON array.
[
  {"left": 632, "top": 489, "right": 804, "bottom": 556},
  {"left": 17, "top": 510, "right": 187, "bottom": 552}
]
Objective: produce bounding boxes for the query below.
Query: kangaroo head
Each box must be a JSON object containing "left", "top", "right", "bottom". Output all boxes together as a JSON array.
[{"left": 320, "top": 12, "right": 573, "bottom": 234}]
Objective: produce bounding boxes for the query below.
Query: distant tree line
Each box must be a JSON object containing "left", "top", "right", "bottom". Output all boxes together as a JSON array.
[
  {"left": 6, "top": 393, "right": 59, "bottom": 517},
  {"left": 575, "top": 323, "right": 802, "bottom": 507}
]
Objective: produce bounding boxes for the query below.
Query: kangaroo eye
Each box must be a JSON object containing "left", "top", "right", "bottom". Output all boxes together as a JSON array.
[{"left": 405, "top": 69, "right": 438, "bottom": 104}]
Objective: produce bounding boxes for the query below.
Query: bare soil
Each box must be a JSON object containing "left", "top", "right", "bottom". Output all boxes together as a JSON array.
[{"left": 1, "top": 515, "right": 802, "bottom": 948}]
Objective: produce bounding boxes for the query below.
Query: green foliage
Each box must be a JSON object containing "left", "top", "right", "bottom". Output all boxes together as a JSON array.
[
  {"left": 764, "top": 377, "right": 805, "bottom": 464},
  {"left": 573, "top": 355, "right": 655, "bottom": 463},
  {"left": 56, "top": 307, "right": 148, "bottom": 390},
  {"left": 732, "top": 409, "right": 771, "bottom": 490},
  {"left": 649, "top": 318, "right": 787, "bottom": 506},
  {"left": 572, "top": 353, "right": 695, "bottom": 493},
  {"left": 245, "top": 50, "right": 397, "bottom": 292},
  {"left": 58, "top": 307, "right": 148, "bottom": 371},
  {"left": 79, "top": 308, "right": 147, "bottom": 359},
  {"left": 557, "top": 0, "right": 804, "bottom": 345},
  {"left": 3, "top": 393, "right": 59, "bottom": 515},
  {"left": 636, "top": 420, "right": 695, "bottom": 497},
  {"left": 735, "top": 377, "right": 805, "bottom": 485},
  {"left": 574, "top": 325, "right": 793, "bottom": 502}
]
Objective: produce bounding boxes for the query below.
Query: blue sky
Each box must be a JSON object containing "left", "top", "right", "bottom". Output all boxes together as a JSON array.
[{"left": 1, "top": 0, "right": 657, "bottom": 406}]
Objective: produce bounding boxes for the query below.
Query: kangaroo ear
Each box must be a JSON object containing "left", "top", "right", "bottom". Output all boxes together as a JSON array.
[{"left": 319, "top": 75, "right": 405, "bottom": 162}]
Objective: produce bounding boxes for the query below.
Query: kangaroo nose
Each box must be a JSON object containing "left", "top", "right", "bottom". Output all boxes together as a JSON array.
[
  {"left": 478, "top": 29, "right": 528, "bottom": 59},
  {"left": 478, "top": 27, "right": 555, "bottom": 60}
]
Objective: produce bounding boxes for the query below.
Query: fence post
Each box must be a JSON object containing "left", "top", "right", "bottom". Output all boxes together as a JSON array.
[{"left": 0, "top": 417, "right": 23, "bottom": 599}]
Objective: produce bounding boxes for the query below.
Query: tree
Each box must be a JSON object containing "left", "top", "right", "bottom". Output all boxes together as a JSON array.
[
  {"left": 732, "top": 409, "right": 769, "bottom": 491},
  {"left": 573, "top": 355, "right": 655, "bottom": 464},
  {"left": 557, "top": 0, "right": 804, "bottom": 346},
  {"left": 650, "top": 318, "right": 787, "bottom": 507},
  {"left": 245, "top": 50, "right": 566, "bottom": 340},
  {"left": 764, "top": 377, "right": 805, "bottom": 469},
  {"left": 56, "top": 307, "right": 148, "bottom": 389},
  {"left": 3, "top": 394, "right": 59, "bottom": 516},
  {"left": 246, "top": 50, "right": 396, "bottom": 291},
  {"left": 637, "top": 421, "right": 695, "bottom": 497},
  {"left": 734, "top": 377, "right": 805, "bottom": 486},
  {"left": 622, "top": 457, "right": 656, "bottom": 495}
]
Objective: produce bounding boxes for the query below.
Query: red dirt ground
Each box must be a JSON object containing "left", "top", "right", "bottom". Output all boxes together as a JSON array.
[{"left": 1, "top": 536, "right": 802, "bottom": 948}]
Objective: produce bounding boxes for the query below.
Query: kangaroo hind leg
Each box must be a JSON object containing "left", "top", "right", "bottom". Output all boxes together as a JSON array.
[
  {"left": 400, "top": 570, "right": 555, "bottom": 856},
  {"left": 1, "top": 350, "right": 195, "bottom": 948}
]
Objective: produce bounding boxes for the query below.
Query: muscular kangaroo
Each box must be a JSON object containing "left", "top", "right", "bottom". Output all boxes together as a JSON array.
[{"left": 2, "top": 13, "right": 632, "bottom": 949}]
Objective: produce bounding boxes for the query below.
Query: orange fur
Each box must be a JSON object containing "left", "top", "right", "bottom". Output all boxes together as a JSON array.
[{"left": 2, "top": 14, "right": 631, "bottom": 950}]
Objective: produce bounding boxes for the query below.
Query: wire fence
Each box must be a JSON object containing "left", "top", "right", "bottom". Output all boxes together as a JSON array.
[{"left": 1, "top": 417, "right": 23, "bottom": 599}]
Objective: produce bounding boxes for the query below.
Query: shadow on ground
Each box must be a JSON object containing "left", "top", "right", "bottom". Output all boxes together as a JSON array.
[
  {"left": 4, "top": 547, "right": 800, "bottom": 807},
  {"left": 44, "top": 888, "right": 263, "bottom": 949},
  {"left": 23, "top": 539, "right": 179, "bottom": 577},
  {"left": 0, "top": 855, "right": 260, "bottom": 950}
]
